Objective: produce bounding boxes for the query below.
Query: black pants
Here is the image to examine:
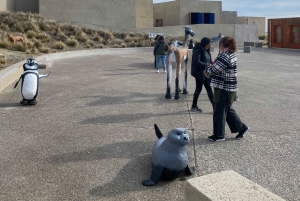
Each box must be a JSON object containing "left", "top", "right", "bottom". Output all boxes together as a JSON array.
[
  {"left": 192, "top": 77, "right": 214, "bottom": 108},
  {"left": 213, "top": 89, "right": 246, "bottom": 137}
]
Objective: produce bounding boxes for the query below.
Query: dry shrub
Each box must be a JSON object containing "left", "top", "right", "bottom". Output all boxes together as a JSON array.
[
  {"left": 32, "top": 39, "right": 43, "bottom": 49},
  {"left": 31, "top": 47, "right": 40, "bottom": 54},
  {"left": 26, "top": 30, "right": 36, "bottom": 39},
  {"left": 120, "top": 43, "right": 126, "bottom": 48},
  {"left": 96, "top": 44, "right": 104, "bottom": 49},
  {"left": 35, "top": 32, "right": 51, "bottom": 43},
  {"left": 112, "top": 38, "right": 124, "bottom": 45},
  {"left": 39, "top": 20, "right": 57, "bottom": 31},
  {"left": 0, "top": 23, "right": 9, "bottom": 31},
  {"left": 0, "top": 55, "right": 7, "bottom": 68},
  {"left": 130, "top": 41, "right": 137, "bottom": 47},
  {"left": 61, "top": 23, "right": 77, "bottom": 33},
  {"left": 93, "top": 35, "right": 102, "bottom": 42},
  {"left": 82, "top": 27, "right": 93, "bottom": 35},
  {"left": 98, "top": 30, "right": 113, "bottom": 40},
  {"left": 86, "top": 39, "right": 95, "bottom": 47},
  {"left": 0, "top": 39, "right": 10, "bottom": 48},
  {"left": 124, "top": 35, "right": 132, "bottom": 43},
  {"left": 38, "top": 47, "right": 51, "bottom": 53},
  {"left": 113, "top": 44, "right": 119, "bottom": 48},
  {"left": 77, "top": 32, "right": 88, "bottom": 42},
  {"left": 66, "top": 38, "right": 79, "bottom": 48},
  {"left": 25, "top": 40, "right": 34, "bottom": 49},
  {"left": 53, "top": 41, "right": 66, "bottom": 50},
  {"left": 56, "top": 30, "right": 68, "bottom": 41},
  {"left": 9, "top": 43, "right": 27, "bottom": 52}
]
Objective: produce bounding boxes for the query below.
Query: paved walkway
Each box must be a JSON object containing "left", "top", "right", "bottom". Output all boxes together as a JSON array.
[{"left": 0, "top": 47, "right": 299, "bottom": 200}]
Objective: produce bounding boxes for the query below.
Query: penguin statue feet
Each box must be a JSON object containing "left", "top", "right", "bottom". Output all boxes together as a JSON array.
[
  {"left": 142, "top": 124, "right": 195, "bottom": 186},
  {"left": 20, "top": 99, "right": 27, "bottom": 105},
  {"left": 28, "top": 99, "right": 37, "bottom": 105}
]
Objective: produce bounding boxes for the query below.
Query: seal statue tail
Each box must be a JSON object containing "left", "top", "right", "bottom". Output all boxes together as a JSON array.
[{"left": 154, "top": 124, "right": 163, "bottom": 139}]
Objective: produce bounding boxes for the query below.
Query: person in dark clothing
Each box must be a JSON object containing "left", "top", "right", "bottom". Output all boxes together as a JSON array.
[
  {"left": 153, "top": 35, "right": 161, "bottom": 68},
  {"left": 153, "top": 36, "right": 169, "bottom": 73},
  {"left": 190, "top": 37, "right": 214, "bottom": 112}
]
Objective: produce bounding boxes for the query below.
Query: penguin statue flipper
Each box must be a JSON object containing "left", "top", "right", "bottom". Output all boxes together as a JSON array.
[
  {"left": 39, "top": 71, "right": 50, "bottom": 79},
  {"left": 142, "top": 165, "right": 164, "bottom": 186}
]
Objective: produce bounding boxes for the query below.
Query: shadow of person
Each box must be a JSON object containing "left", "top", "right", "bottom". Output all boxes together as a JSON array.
[{"left": 46, "top": 140, "right": 186, "bottom": 198}]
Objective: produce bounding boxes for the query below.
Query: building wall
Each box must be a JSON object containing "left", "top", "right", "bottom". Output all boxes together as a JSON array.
[
  {"left": 0, "top": 0, "right": 38, "bottom": 12},
  {"left": 237, "top": 16, "right": 265, "bottom": 36},
  {"left": 137, "top": 24, "right": 258, "bottom": 47},
  {"left": 179, "top": 0, "right": 222, "bottom": 25},
  {"left": 268, "top": 17, "right": 300, "bottom": 49},
  {"left": 135, "top": 0, "right": 153, "bottom": 29},
  {"left": 15, "top": 0, "right": 38, "bottom": 13},
  {"left": 39, "top": 0, "right": 137, "bottom": 30},
  {"left": 5, "top": 0, "right": 15, "bottom": 11},
  {"left": 0, "top": 0, "right": 7, "bottom": 11},
  {"left": 153, "top": 1, "right": 180, "bottom": 27},
  {"left": 220, "top": 11, "right": 237, "bottom": 24}
]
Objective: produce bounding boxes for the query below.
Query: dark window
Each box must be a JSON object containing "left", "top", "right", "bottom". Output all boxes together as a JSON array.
[
  {"left": 156, "top": 19, "right": 163, "bottom": 27},
  {"left": 291, "top": 26, "right": 299, "bottom": 43}
]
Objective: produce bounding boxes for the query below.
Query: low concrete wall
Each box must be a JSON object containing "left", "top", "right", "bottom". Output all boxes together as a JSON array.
[
  {"left": 185, "top": 170, "right": 285, "bottom": 201},
  {"left": 137, "top": 24, "right": 258, "bottom": 46}
]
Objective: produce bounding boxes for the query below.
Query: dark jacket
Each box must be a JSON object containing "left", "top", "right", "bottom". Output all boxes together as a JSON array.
[
  {"left": 153, "top": 40, "right": 169, "bottom": 55},
  {"left": 191, "top": 43, "right": 212, "bottom": 79}
]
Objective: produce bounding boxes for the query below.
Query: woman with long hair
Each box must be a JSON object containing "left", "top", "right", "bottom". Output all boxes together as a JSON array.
[{"left": 205, "top": 36, "right": 249, "bottom": 142}]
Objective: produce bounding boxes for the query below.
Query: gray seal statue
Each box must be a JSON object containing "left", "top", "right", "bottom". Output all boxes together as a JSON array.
[{"left": 142, "top": 124, "right": 194, "bottom": 186}]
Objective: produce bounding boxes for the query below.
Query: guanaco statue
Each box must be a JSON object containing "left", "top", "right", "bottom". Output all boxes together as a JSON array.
[
  {"left": 165, "top": 27, "right": 195, "bottom": 100},
  {"left": 7, "top": 34, "right": 25, "bottom": 43}
]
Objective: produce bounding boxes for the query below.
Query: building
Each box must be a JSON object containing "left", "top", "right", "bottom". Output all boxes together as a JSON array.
[
  {"left": 0, "top": 0, "right": 264, "bottom": 46},
  {"left": 268, "top": 17, "right": 300, "bottom": 49},
  {"left": 153, "top": 0, "right": 238, "bottom": 26},
  {"left": 0, "top": 0, "right": 39, "bottom": 13},
  {"left": 236, "top": 16, "right": 266, "bottom": 36}
]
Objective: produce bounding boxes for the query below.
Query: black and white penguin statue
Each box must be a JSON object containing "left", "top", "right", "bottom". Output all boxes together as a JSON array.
[
  {"left": 14, "top": 58, "right": 50, "bottom": 105},
  {"left": 142, "top": 124, "right": 195, "bottom": 186}
]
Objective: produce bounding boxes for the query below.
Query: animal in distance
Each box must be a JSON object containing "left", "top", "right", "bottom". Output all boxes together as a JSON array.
[
  {"left": 7, "top": 34, "right": 25, "bottom": 43},
  {"left": 165, "top": 27, "right": 195, "bottom": 100}
]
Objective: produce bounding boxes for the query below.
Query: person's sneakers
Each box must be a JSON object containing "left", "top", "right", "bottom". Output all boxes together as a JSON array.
[
  {"left": 191, "top": 106, "right": 202, "bottom": 112},
  {"left": 163, "top": 70, "right": 167, "bottom": 73},
  {"left": 208, "top": 135, "right": 225, "bottom": 142},
  {"left": 156, "top": 70, "right": 159, "bottom": 73},
  {"left": 236, "top": 127, "right": 250, "bottom": 140}
]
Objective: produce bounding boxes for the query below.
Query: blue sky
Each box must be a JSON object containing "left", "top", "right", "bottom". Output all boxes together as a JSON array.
[{"left": 153, "top": 0, "right": 300, "bottom": 19}]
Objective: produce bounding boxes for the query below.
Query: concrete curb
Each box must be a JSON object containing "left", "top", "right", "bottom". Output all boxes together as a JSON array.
[
  {"left": 0, "top": 47, "right": 152, "bottom": 94},
  {"left": 185, "top": 170, "right": 285, "bottom": 201}
]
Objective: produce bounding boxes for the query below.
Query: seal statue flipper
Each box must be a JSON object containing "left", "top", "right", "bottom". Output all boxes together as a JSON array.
[
  {"left": 154, "top": 124, "right": 163, "bottom": 139},
  {"left": 142, "top": 166, "right": 164, "bottom": 186},
  {"left": 183, "top": 165, "right": 195, "bottom": 175}
]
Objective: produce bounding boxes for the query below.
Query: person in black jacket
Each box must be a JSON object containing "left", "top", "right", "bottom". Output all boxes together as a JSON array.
[{"left": 190, "top": 37, "right": 214, "bottom": 112}]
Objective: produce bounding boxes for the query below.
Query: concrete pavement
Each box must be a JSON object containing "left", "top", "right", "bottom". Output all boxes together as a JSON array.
[{"left": 0, "top": 47, "right": 299, "bottom": 200}]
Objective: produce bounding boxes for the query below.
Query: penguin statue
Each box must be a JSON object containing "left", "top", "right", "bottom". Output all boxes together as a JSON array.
[
  {"left": 14, "top": 58, "right": 50, "bottom": 105},
  {"left": 142, "top": 124, "right": 195, "bottom": 186}
]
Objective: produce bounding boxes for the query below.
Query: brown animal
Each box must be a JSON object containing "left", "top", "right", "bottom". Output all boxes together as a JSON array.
[
  {"left": 7, "top": 34, "right": 25, "bottom": 43},
  {"left": 165, "top": 27, "right": 195, "bottom": 100}
]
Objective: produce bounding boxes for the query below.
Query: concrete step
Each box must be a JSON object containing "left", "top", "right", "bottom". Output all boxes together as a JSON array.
[{"left": 185, "top": 170, "right": 285, "bottom": 201}]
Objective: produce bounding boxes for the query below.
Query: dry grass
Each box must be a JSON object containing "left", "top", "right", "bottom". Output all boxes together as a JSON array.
[
  {"left": 0, "top": 55, "right": 7, "bottom": 68},
  {"left": 0, "top": 10, "right": 183, "bottom": 68}
]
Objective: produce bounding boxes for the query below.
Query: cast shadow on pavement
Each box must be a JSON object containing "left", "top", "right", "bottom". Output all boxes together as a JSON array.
[
  {"left": 47, "top": 140, "right": 178, "bottom": 198},
  {"left": 78, "top": 92, "right": 186, "bottom": 107}
]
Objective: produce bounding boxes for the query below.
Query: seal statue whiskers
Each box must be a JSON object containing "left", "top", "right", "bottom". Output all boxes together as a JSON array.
[{"left": 142, "top": 124, "right": 194, "bottom": 186}]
